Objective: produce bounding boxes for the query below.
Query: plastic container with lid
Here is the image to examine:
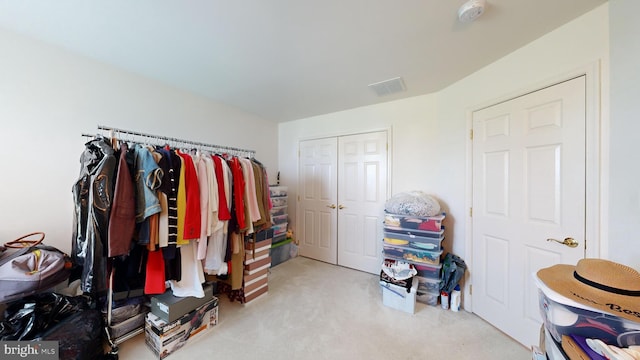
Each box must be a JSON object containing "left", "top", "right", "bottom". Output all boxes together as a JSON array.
[
  {"left": 269, "top": 185, "right": 288, "bottom": 197},
  {"left": 383, "top": 244, "right": 443, "bottom": 265},
  {"left": 384, "top": 212, "right": 445, "bottom": 232}
]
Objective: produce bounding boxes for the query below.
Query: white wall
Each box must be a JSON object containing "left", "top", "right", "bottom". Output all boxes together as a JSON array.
[
  {"left": 279, "top": 4, "right": 610, "bottom": 263},
  {"left": 0, "top": 28, "right": 278, "bottom": 254},
  {"left": 609, "top": 0, "right": 640, "bottom": 269}
]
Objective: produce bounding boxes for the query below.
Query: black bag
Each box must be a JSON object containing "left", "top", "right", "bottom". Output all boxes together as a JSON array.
[
  {"left": 0, "top": 292, "right": 105, "bottom": 360},
  {"left": 0, "top": 232, "right": 72, "bottom": 303}
]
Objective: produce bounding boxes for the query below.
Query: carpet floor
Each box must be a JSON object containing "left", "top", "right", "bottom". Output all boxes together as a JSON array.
[{"left": 118, "top": 256, "right": 529, "bottom": 359}]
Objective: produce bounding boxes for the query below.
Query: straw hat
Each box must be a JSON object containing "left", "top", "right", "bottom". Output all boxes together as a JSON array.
[{"left": 537, "top": 259, "right": 640, "bottom": 323}]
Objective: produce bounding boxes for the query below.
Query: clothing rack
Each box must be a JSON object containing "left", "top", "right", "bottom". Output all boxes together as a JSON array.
[{"left": 81, "top": 124, "right": 256, "bottom": 158}]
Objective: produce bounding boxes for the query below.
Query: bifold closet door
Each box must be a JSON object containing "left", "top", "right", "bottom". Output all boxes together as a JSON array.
[{"left": 298, "top": 131, "right": 388, "bottom": 274}]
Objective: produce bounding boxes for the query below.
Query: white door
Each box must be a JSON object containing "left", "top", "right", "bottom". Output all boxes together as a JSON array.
[
  {"left": 472, "top": 76, "right": 586, "bottom": 347},
  {"left": 337, "top": 132, "right": 388, "bottom": 273},
  {"left": 298, "top": 131, "right": 388, "bottom": 274},
  {"left": 298, "top": 137, "right": 338, "bottom": 264}
]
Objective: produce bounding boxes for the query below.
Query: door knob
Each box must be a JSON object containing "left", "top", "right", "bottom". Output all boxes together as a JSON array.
[
  {"left": 327, "top": 204, "right": 336, "bottom": 209},
  {"left": 338, "top": 205, "right": 345, "bottom": 210},
  {"left": 546, "top": 237, "right": 579, "bottom": 248}
]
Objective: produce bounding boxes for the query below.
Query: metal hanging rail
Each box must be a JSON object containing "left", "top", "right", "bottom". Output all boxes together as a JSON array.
[{"left": 82, "top": 124, "right": 255, "bottom": 158}]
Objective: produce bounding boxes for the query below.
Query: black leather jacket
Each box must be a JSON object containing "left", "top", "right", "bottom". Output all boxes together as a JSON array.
[{"left": 71, "top": 136, "right": 116, "bottom": 294}]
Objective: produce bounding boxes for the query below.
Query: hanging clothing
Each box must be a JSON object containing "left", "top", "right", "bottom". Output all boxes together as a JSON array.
[
  {"left": 212, "top": 155, "right": 231, "bottom": 221},
  {"left": 72, "top": 136, "right": 116, "bottom": 294},
  {"left": 108, "top": 142, "right": 136, "bottom": 257},
  {"left": 169, "top": 241, "right": 205, "bottom": 298},
  {"left": 132, "top": 144, "right": 163, "bottom": 222},
  {"left": 177, "top": 150, "right": 201, "bottom": 240},
  {"left": 228, "top": 157, "right": 246, "bottom": 231},
  {"left": 196, "top": 153, "right": 210, "bottom": 260}
]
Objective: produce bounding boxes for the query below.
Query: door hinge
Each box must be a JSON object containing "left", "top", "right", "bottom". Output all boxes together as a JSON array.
[
  {"left": 470, "top": 129, "right": 473, "bottom": 140},
  {"left": 469, "top": 207, "right": 473, "bottom": 217},
  {"left": 469, "top": 285, "right": 472, "bottom": 295},
  {"left": 298, "top": 195, "right": 300, "bottom": 202}
]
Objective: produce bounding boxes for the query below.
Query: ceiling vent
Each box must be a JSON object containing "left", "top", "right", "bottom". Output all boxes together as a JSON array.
[
  {"left": 368, "top": 77, "right": 406, "bottom": 97},
  {"left": 458, "top": 0, "right": 486, "bottom": 23}
]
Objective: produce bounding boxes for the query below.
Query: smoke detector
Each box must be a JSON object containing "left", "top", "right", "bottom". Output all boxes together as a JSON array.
[{"left": 458, "top": 0, "right": 486, "bottom": 23}]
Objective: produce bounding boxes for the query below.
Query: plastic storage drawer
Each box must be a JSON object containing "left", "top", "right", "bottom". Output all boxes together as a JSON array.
[
  {"left": 384, "top": 213, "right": 445, "bottom": 232},
  {"left": 383, "top": 244, "right": 443, "bottom": 265},
  {"left": 383, "top": 230, "right": 444, "bottom": 250},
  {"left": 414, "top": 263, "right": 442, "bottom": 280},
  {"left": 415, "top": 276, "right": 441, "bottom": 293},
  {"left": 272, "top": 222, "right": 287, "bottom": 236},
  {"left": 272, "top": 214, "right": 288, "bottom": 225},
  {"left": 269, "top": 186, "right": 288, "bottom": 197},
  {"left": 416, "top": 290, "right": 439, "bottom": 306},
  {"left": 271, "top": 196, "right": 288, "bottom": 207},
  {"left": 270, "top": 205, "right": 287, "bottom": 217},
  {"left": 384, "top": 227, "right": 445, "bottom": 239}
]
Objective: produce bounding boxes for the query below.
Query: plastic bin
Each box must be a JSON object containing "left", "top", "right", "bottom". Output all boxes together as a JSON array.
[
  {"left": 270, "top": 205, "right": 287, "bottom": 217},
  {"left": 416, "top": 290, "right": 439, "bottom": 306},
  {"left": 270, "top": 239, "right": 292, "bottom": 267},
  {"left": 273, "top": 222, "right": 287, "bottom": 236},
  {"left": 272, "top": 214, "right": 288, "bottom": 225},
  {"left": 535, "top": 274, "right": 640, "bottom": 345},
  {"left": 383, "top": 230, "right": 444, "bottom": 250},
  {"left": 269, "top": 185, "right": 288, "bottom": 197},
  {"left": 384, "top": 213, "right": 445, "bottom": 232},
  {"left": 383, "top": 244, "right": 443, "bottom": 265},
  {"left": 414, "top": 263, "right": 442, "bottom": 280},
  {"left": 271, "top": 196, "right": 288, "bottom": 207},
  {"left": 415, "top": 276, "right": 441, "bottom": 293}
]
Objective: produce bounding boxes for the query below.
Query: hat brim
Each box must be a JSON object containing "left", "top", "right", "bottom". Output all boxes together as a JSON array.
[{"left": 537, "top": 264, "right": 640, "bottom": 324}]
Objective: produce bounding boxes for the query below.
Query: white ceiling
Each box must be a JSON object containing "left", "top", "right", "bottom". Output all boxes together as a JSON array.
[{"left": 0, "top": 0, "right": 607, "bottom": 122}]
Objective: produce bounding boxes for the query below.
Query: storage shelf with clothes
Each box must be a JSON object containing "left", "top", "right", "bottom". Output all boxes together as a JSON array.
[{"left": 74, "top": 125, "right": 273, "bottom": 347}]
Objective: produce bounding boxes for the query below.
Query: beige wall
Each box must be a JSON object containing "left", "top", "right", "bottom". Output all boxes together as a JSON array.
[
  {"left": 279, "top": 4, "right": 610, "bottom": 264},
  {"left": 0, "top": 28, "right": 278, "bottom": 253}
]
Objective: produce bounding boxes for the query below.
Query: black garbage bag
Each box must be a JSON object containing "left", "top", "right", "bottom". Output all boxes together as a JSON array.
[
  {"left": 0, "top": 292, "right": 92, "bottom": 341},
  {"left": 440, "top": 253, "right": 467, "bottom": 294},
  {"left": 34, "top": 309, "right": 105, "bottom": 360},
  {"left": 0, "top": 292, "right": 106, "bottom": 359}
]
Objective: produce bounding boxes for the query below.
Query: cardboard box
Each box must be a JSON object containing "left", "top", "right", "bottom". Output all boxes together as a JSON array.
[
  {"left": 151, "top": 283, "right": 214, "bottom": 323},
  {"left": 243, "top": 267, "right": 269, "bottom": 284},
  {"left": 245, "top": 237, "right": 272, "bottom": 251},
  {"left": 244, "top": 284, "right": 268, "bottom": 303},
  {"left": 244, "top": 256, "right": 271, "bottom": 274},
  {"left": 145, "top": 298, "right": 218, "bottom": 359},
  {"left": 380, "top": 279, "right": 419, "bottom": 314}
]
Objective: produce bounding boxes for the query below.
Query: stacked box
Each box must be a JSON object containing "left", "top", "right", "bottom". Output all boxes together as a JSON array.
[
  {"left": 145, "top": 298, "right": 218, "bottom": 359},
  {"left": 150, "top": 284, "right": 215, "bottom": 323},
  {"left": 269, "top": 185, "right": 291, "bottom": 266},
  {"left": 381, "top": 212, "right": 446, "bottom": 310},
  {"left": 242, "top": 229, "right": 272, "bottom": 303}
]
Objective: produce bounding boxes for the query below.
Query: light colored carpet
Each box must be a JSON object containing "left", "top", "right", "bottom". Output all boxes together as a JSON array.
[{"left": 118, "top": 256, "right": 529, "bottom": 359}]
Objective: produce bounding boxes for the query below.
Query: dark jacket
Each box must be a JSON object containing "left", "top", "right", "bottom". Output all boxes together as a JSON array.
[{"left": 72, "top": 136, "right": 116, "bottom": 294}]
